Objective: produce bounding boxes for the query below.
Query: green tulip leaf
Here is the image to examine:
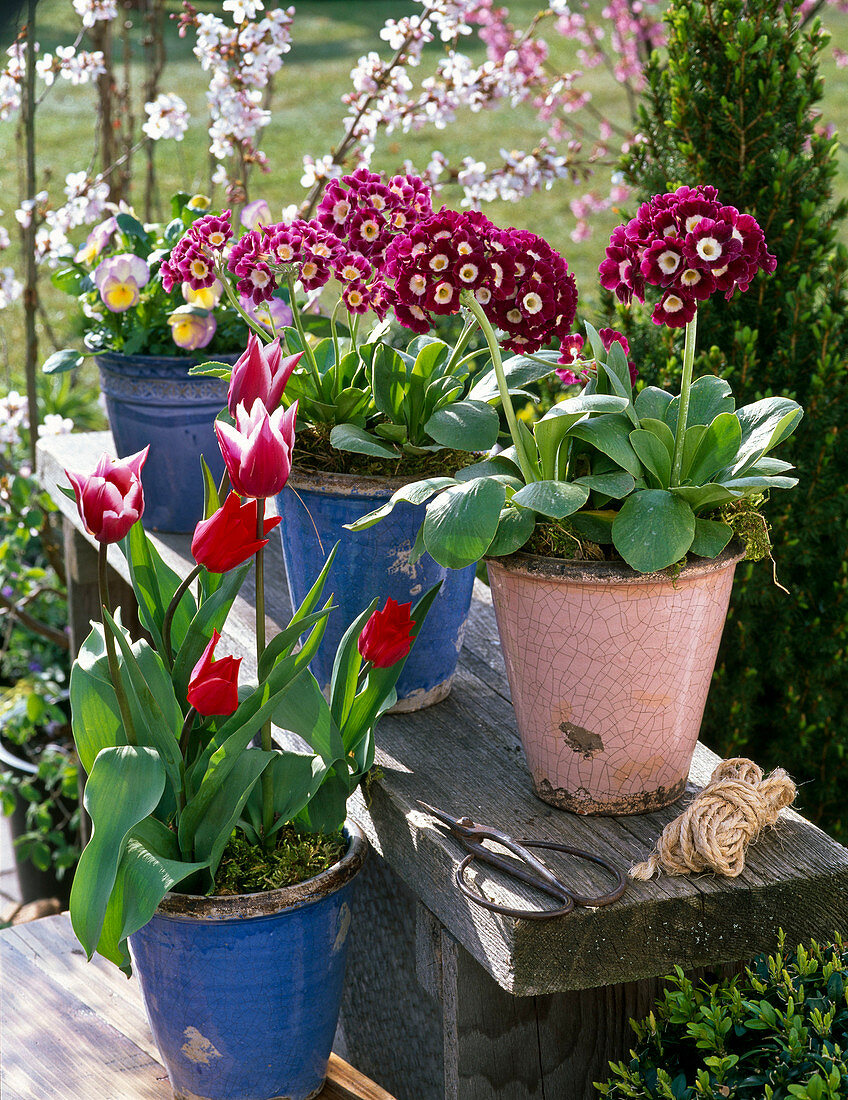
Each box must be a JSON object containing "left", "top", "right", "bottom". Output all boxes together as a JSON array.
[
  {"left": 330, "top": 423, "right": 398, "bottom": 459},
  {"left": 70, "top": 745, "right": 166, "bottom": 959},
  {"left": 96, "top": 817, "right": 208, "bottom": 974},
  {"left": 612, "top": 489, "right": 696, "bottom": 572}
]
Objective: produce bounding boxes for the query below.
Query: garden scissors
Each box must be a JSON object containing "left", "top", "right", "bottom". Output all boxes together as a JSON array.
[{"left": 418, "top": 802, "right": 627, "bottom": 919}]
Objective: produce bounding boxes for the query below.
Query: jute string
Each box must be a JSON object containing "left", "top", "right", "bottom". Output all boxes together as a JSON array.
[{"left": 629, "top": 758, "right": 796, "bottom": 881}]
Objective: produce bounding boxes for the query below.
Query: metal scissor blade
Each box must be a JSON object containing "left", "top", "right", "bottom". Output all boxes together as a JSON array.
[{"left": 417, "top": 801, "right": 469, "bottom": 832}]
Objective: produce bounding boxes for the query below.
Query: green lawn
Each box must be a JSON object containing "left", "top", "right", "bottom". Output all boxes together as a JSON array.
[{"left": 0, "top": 0, "right": 846, "bottom": 388}]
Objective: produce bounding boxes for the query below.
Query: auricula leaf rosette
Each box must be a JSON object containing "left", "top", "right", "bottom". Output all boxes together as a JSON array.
[
  {"left": 346, "top": 184, "right": 803, "bottom": 577},
  {"left": 92, "top": 253, "right": 150, "bottom": 313}
]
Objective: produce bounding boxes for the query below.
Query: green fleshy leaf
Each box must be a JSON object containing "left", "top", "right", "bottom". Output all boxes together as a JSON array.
[
  {"left": 330, "top": 423, "right": 398, "bottom": 459},
  {"left": 425, "top": 399, "right": 500, "bottom": 451},
  {"left": 689, "top": 518, "right": 734, "bottom": 558},
  {"left": 422, "top": 478, "right": 506, "bottom": 569},
  {"left": 511, "top": 479, "right": 589, "bottom": 519},
  {"left": 611, "top": 489, "right": 696, "bottom": 572}
]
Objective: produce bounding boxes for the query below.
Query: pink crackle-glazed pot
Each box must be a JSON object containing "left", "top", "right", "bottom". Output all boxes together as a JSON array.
[{"left": 486, "top": 541, "right": 745, "bottom": 815}]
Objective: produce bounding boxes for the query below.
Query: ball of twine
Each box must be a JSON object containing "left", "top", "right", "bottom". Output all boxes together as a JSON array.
[{"left": 629, "top": 758, "right": 796, "bottom": 881}]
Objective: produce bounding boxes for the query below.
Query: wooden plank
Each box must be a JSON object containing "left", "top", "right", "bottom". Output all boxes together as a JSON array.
[
  {"left": 37, "top": 433, "right": 848, "bottom": 998},
  {"left": 0, "top": 939, "right": 170, "bottom": 1099},
  {"left": 338, "top": 851, "right": 443, "bottom": 1100},
  {"left": 324, "top": 1054, "right": 398, "bottom": 1100},
  {"left": 0, "top": 916, "right": 397, "bottom": 1100},
  {"left": 2, "top": 915, "right": 158, "bottom": 1060}
]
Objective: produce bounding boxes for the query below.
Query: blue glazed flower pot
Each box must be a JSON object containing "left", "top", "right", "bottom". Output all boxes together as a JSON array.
[
  {"left": 97, "top": 352, "right": 230, "bottom": 534},
  {"left": 129, "top": 823, "right": 367, "bottom": 1100},
  {"left": 276, "top": 468, "right": 476, "bottom": 711}
]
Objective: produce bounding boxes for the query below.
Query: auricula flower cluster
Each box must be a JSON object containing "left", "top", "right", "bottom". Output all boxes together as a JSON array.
[
  {"left": 384, "top": 207, "right": 578, "bottom": 356},
  {"left": 599, "top": 184, "right": 777, "bottom": 328}
]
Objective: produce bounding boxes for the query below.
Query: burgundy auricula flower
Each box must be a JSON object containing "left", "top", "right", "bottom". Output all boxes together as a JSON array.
[
  {"left": 215, "top": 398, "right": 297, "bottom": 499},
  {"left": 357, "top": 598, "right": 415, "bottom": 669},
  {"left": 599, "top": 184, "right": 776, "bottom": 329},
  {"left": 65, "top": 447, "right": 149, "bottom": 543},
  {"left": 226, "top": 333, "right": 302, "bottom": 417}
]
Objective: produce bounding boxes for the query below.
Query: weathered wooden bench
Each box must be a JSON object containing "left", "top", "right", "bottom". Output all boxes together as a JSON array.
[
  {"left": 0, "top": 913, "right": 394, "bottom": 1099},
  {"left": 37, "top": 431, "right": 848, "bottom": 1100}
]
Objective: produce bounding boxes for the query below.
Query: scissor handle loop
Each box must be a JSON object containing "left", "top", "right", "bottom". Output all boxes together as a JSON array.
[
  {"left": 515, "top": 840, "right": 627, "bottom": 906},
  {"left": 455, "top": 854, "right": 576, "bottom": 920}
]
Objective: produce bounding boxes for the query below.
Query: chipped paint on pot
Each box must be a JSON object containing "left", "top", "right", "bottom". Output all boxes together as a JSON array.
[
  {"left": 129, "top": 822, "right": 367, "bottom": 1100},
  {"left": 276, "top": 468, "right": 476, "bottom": 711},
  {"left": 486, "top": 543, "right": 745, "bottom": 815}
]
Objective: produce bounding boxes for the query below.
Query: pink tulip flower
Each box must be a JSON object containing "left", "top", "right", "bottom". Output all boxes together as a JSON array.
[
  {"left": 226, "top": 333, "right": 302, "bottom": 417},
  {"left": 65, "top": 447, "right": 149, "bottom": 543},
  {"left": 215, "top": 398, "right": 297, "bottom": 499}
]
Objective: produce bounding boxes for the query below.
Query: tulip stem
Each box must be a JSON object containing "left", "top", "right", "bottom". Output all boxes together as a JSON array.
[
  {"left": 98, "top": 542, "right": 137, "bottom": 747},
  {"left": 286, "top": 274, "right": 323, "bottom": 393},
  {"left": 177, "top": 707, "right": 198, "bottom": 813},
  {"left": 670, "top": 311, "right": 699, "bottom": 487},
  {"left": 255, "top": 499, "right": 275, "bottom": 850},
  {"left": 163, "top": 563, "right": 203, "bottom": 668}
]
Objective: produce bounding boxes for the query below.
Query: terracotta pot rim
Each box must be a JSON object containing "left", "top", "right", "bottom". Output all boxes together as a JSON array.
[
  {"left": 153, "top": 819, "right": 368, "bottom": 921},
  {"left": 486, "top": 537, "right": 746, "bottom": 586}
]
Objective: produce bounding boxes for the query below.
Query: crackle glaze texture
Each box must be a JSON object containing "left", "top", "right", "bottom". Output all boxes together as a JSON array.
[
  {"left": 486, "top": 550, "right": 742, "bottom": 814},
  {"left": 128, "top": 830, "right": 365, "bottom": 1100},
  {"left": 277, "top": 471, "right": 476, "bottom": 710},
  {"left": 98, "top": 353, "right": 230, "bottom": 534}
]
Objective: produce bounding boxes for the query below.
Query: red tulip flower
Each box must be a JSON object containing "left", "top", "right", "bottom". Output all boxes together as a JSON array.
[
  {"left": 227, "top": 333, "right": 302, "bottom": 417},
  {"left": 187, "top": 631, "right": 241, "bottom": 717},
  {"left": 192, "top": 492, "right": 281, "bottom": 573},
  {"left": 65, "top": 447, "right": 149, "bottom": 543},
  {"left": 215, "top": 398, "right": 298, "bottom": 499},
  {"left": 357, "top": 598, "right": 415, "bottom": 669}
]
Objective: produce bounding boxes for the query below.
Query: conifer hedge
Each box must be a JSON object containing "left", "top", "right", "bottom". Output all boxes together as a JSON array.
[{"left": 617, "top": 0, "right": 848, "bottom": 837}]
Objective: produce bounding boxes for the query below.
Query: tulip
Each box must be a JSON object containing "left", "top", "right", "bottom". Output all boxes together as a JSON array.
[
  {"left": 167, "top": 306, "right": 217, "bottom": 351},
  {"left": 65, "top": 447, "right": 149, "bottom": 543},
  {"left": 187, "top": 631, "right": 241, "bottom": 717},
  {"left": 92, "top": 253, "right": 150, "bottom": 313},
  {"left": 215, "top": 398, "right": 298, "bottom": 499},
  {"left": 227, "top": 333, "right": 302, "bottom": 417},
  {"left": 192, "top": 492, "right": 281, "bottom": 573},
  {"left": 357, "top": 597, "right": 415, "bottom": 669}
]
